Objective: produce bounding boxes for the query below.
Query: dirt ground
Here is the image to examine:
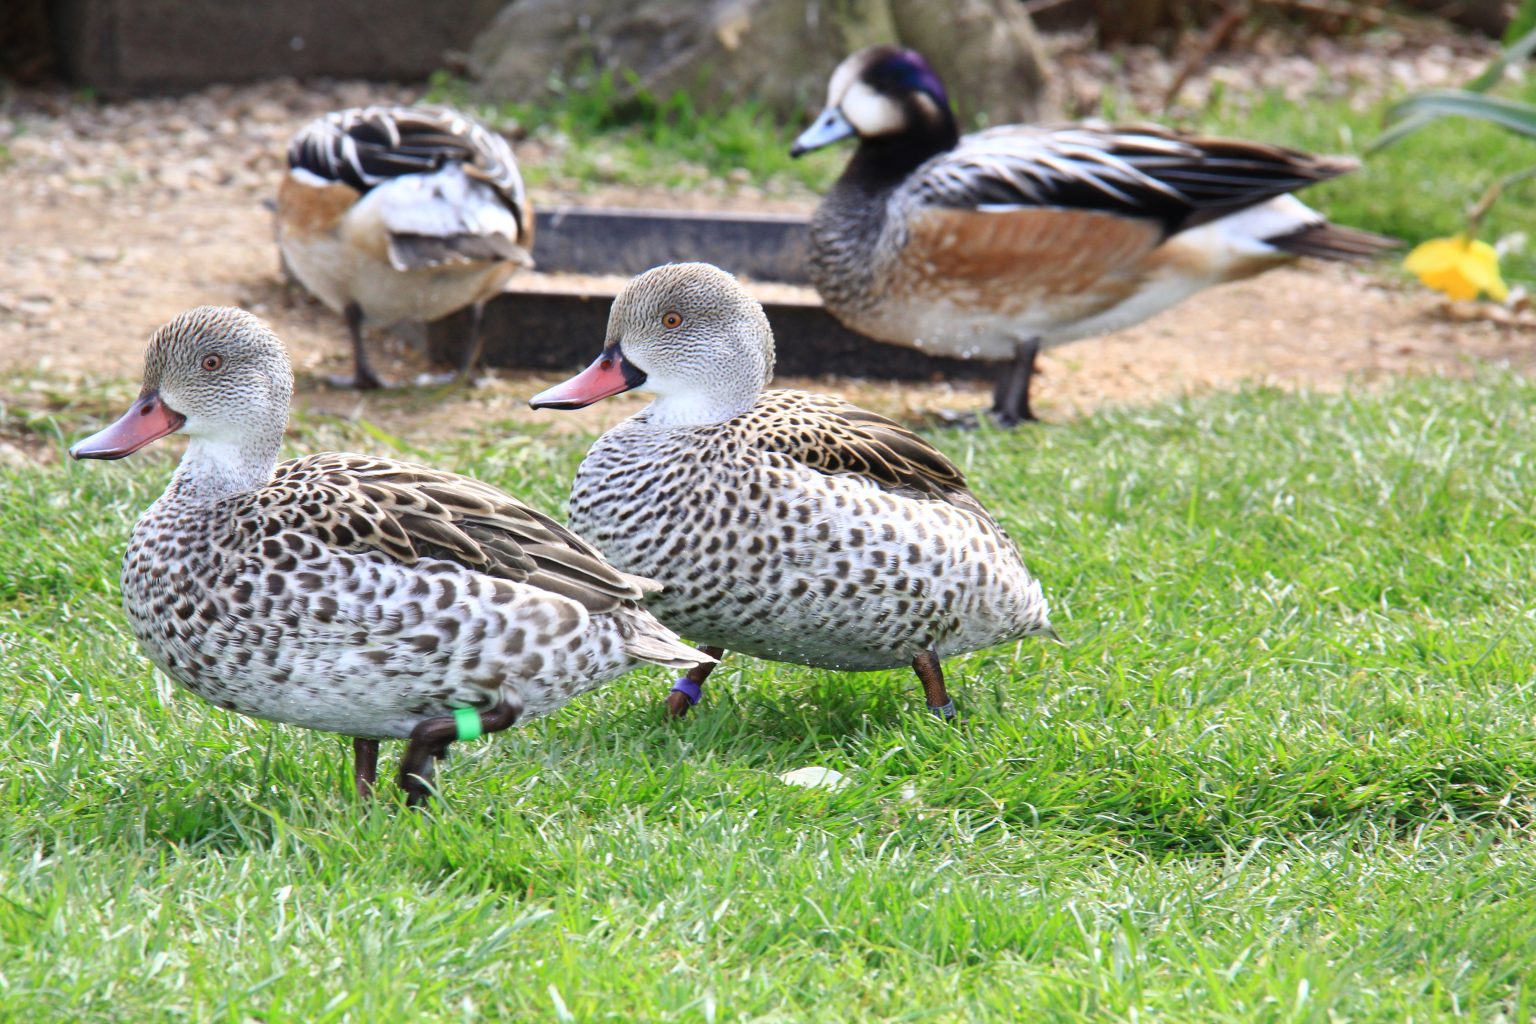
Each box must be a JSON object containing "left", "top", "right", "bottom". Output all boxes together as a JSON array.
[{"left": 2, "top": 39, "right": 1533, "bottom": 463}]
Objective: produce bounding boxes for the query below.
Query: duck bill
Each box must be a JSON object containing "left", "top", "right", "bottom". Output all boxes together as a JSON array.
[
  {"left": 528, "top": 347, "right": 647, "bottom": 410},
  {"left": 791, "top": 106, "right": 855, "bottom": 157},
  {"left": 69, "top": 391, "right": 186, "bottom": 460}
]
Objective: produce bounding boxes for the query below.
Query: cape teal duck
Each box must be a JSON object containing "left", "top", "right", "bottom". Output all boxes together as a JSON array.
[
  {"left": 70, "top": 306, "right": 706, "bottom": 805},
  {"left": 530, "top": 263, "right": 1053, "bottom": 720},
  {"left": 277, "top": 105, "right": 534, "bottom": 390},
  {"left": 791, "top": 45, "right": 1397, "bottom": 425}
]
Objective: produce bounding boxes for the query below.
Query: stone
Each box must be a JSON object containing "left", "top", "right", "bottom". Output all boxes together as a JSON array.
[{"left": 468, "top": 0, "right": 1050, "bottom": 124}]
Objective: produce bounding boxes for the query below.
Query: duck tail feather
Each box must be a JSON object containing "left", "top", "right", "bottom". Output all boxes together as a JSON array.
[
  {"left": 1268, "top": 223, "right": 1401, "bottom": 262},
  {"left": 624, "top": 620, "right": 715, "bottom": 671}
]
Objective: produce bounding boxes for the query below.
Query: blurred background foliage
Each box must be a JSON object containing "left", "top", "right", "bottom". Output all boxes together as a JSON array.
[{"left": 1030, "top": 0, "right": 1513, "bottom": 46}]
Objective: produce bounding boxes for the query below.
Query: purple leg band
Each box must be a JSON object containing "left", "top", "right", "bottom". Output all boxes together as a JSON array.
[{"left": 671, "top": 676, "right": 703, "bottom": 706}]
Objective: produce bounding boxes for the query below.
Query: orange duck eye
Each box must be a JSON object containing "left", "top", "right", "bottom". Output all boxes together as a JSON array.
[
  {"left": 662, "top": 312, "right": 683, "bottom": 329},
  {"left": 202, "top": 354, "right": 223, "bottom": 372}
]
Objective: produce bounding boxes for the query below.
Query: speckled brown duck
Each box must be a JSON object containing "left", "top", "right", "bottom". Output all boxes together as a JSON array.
[
  {"left": 70, "top": 306, "right": 707, "bottom": 805},
  {"left": 530, "top": 262, "right": 1053, "bottom": 720},
  {"left": 277, "top": 105, "right": 534, "bottom": 389},
  {"left": 791, "top": 46, "right": 1397, "bottom": 425}
]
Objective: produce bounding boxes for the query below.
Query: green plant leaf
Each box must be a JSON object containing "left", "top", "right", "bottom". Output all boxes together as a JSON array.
[
  {"left": 1503, "top": 1, "right": 1536, "bottom": 49},
  {"left": 1372, "top": 27, "right": 1536, "bottom": 151},
  {"left": 1378, "top": 89, "right": 1536, "bottom": 150},
  {"left": 1471, "top": 24, "right": 1536, "bottom": 93},
  {"left": 1370, "top": 110, "right": 1439, "bottom": 152}
]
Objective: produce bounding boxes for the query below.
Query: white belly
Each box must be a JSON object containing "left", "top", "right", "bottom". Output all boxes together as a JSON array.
[
  {"left": 844, "top": 265, "right": 1233, "bottom": 361},
  {"left": 280, "top": 231, "right": 515, "bottom": 326}
]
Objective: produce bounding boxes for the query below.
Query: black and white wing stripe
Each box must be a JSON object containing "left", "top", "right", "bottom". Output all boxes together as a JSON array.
[
  {"left": 287, "top": 105, "right": 530, "bottom": 234},
  {"left": 906, "top": 123, "right": 1357, "bottom": 234}
]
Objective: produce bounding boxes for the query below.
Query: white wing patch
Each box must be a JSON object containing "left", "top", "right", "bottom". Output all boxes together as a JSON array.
[
  {"left": 1192, "top": 194, "right": 1324, "bottom": 253},
  {"left": 364, "top": 164, "right": 519, "bottom": 241},
  {"left": 287, "top": 166, "right": 335, "bottom": 189}
]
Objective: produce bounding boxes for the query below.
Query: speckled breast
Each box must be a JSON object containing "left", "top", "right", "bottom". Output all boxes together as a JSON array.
[
  {"left": 566, "top": 419, "right": 1049, "bottom": 672},
  {"left": 118, "top": 500, "right": 631, "bottom": 739}
]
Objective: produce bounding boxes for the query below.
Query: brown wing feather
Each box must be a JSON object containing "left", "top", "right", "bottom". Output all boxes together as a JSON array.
[
  {"left": 239, "top": 453, "right": 656, "bottom": 612},
  {"left": 894, "top": 206, "right": 1166, "bottom": 320},
  {"left": 275, "top": 175, "right": 360, "bottom": 240},
  {"left": 734, "top": 391, "right": 973, "bottom": 503}
]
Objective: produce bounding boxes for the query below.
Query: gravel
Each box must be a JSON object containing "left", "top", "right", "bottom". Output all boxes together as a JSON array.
[{"left": 1047, "top": 24, "right": 1501, "bottom": 117}]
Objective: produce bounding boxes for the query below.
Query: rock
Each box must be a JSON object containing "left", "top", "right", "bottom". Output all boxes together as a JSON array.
[
  {"left": 260, "top": 100, "right": 294, "bottom": 123},
  {"left": 887, "top": 0, "right": 1048, "bottom": 125},
  {"left": 468, "top": 0, "right": 1049, "bottom": 124}
]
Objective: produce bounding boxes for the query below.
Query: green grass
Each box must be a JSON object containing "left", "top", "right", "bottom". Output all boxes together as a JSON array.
[
  {"left": 427, "top": 68, "right": 846, "bottom": 195},
  {"left": 431, "top": 53, "right": 1536, "bottom": 287},
  {"left": 5, "top": 376, "right": 1536, "bottom": 1020}
]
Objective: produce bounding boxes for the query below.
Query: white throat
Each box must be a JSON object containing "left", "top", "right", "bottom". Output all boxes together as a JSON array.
[
  {"left": 641, "top": 389, "right": 754, "bottom": 428},
  {"left": 169, "top": 434, "right": 280, "bottom": 503}
]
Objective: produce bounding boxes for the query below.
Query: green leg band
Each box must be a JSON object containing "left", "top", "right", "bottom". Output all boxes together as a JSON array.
[{"left": 454, "top": 706, "right": 483, "bottom": 742}]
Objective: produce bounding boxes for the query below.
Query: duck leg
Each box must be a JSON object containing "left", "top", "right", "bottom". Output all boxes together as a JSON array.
[
  {"left": 666, "top": 646, "right": 726, "bottom": 718},
  {"left": 353, "top": 737, "right": 380, "bottom": 799},
  {"left": 458, "top": 300, "right": 489, "bottom": 384},
  {"left": 328, "top": 301, "right": 386, "bottom": 390},
  {"left": 989, "top": 337, "right": 1041, "bottom": 427},
  {"left": 418, "top": 301, "right": 490, "bottom": 387},
  {"left": 397, "top": 698, "right": 522, "bottom": 807},
  {"left": 912, "top": 650, "right": 957, "bottom": 720}
]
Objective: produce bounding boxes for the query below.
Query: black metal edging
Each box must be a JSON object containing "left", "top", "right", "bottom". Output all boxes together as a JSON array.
[
  {"left": 531, "top": 206, "right": 813, "bottom": 284},
  {"left": 429, "top": 291, "right": 994, "bottom": 382},
  {"left": 426, "top": 206, "right": 993, "bottom": 382}
]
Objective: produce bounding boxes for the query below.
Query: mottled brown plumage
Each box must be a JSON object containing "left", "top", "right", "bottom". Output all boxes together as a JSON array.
[
  {"left": 530, "top": 264, "right": 1053, "bottom": 720},
  {"left": 71, "top": 306, "right": 706, "bottom": 805},
  {"left": 732, "top": 390, "right": 967, "bottom": 501},
  {"left": 254, "top": 454, "right": 657, "bottom": 613}
]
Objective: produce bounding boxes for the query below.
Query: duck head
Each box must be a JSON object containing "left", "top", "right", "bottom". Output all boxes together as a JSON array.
[
  {"left": 71, "top": 307, "right": 295, "bottom": 498},
  {"left": 790, "top": 45, "right": 958, "bottom": 159},
  {"left": 530, "top": 263, "right": 774, "bottom": 427}
]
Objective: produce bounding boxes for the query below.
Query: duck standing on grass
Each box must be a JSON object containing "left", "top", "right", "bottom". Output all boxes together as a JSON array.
[
  {"left": 70, "top": 307, "right": 707, "bottom": 805},
  {"left": 791, "top": 45, "right": 1397, "bottom": 425},
  {"left": 530, "top": 263, "right": 1053, "bottom": 720},
  {"left": 277, "top": 105, "right": 534, "bottom": 390}
]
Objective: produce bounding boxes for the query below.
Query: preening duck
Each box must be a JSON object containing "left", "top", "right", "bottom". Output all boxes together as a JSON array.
[
  {"left": 792, "top": 45, "right": 1397, "bottom": 425},
  {"left": 277, "top": 105, "right": 534, "bottom": 389},
  {"left": 530, "top": 263, "right": 1053, "bottom": 720},
  {"left": 70, "top": 306, "right": 706, "bottom": 805}
]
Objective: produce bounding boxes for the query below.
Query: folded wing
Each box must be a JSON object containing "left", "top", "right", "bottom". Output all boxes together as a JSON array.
[
  {"left": 908, "top": 123, "right": 1358, "bottom": 235},
  {"left": 235, "top": 454, "right": 656, "bottom": 613}
]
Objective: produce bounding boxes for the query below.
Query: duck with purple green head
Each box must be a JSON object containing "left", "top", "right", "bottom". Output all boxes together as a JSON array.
[{"left": 792, "top": 45, "right": 1397, "bottom": 426}]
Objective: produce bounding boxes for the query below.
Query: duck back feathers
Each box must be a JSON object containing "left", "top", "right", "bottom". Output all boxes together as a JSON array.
[{"left": 287, "top": 105, "right": 529, "bottom": 235}]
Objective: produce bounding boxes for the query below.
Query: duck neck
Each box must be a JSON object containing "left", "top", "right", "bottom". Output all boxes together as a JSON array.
[
  {"left": 165, "top": 434, "right": 281, "bottom": 505},
  {"left": 642, "top": 387, "right": 758, "bottom": 428},
  {"left": 843, "top": 119, "right": 958, "bottom": 194}
]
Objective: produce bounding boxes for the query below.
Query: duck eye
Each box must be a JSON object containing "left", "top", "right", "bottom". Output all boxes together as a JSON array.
[
  {"left": 662, "top": 312, "right": 683, "bottom": 329},
  {"left": 202, "top": 354, "right": 222, "bottom": 372}
]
